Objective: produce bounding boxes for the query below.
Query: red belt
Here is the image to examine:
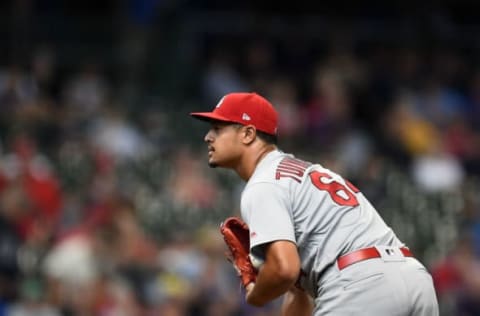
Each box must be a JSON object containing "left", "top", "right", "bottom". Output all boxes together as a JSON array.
[{"left": 337, "top": 247, "right": 413, "bottom": 270}]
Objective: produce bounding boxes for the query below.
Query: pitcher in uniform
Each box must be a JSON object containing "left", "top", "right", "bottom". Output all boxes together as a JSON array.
[{"left": 191, "top": 92, "right": 439, "bottom": 315}]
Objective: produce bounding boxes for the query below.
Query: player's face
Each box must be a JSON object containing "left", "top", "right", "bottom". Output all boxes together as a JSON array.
[{"left": 204, "top": 122, "right": 244, "bottom": 168}]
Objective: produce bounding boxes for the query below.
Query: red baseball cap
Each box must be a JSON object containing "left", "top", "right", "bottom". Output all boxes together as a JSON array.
[{"left": 190, "top": 92, "right": 278, "bottom": 135}]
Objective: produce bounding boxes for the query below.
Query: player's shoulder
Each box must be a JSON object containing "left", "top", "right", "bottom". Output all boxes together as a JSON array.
[
  {"left": 250, "top": 150, "right": 317, "bottom": 186},
  {"left": 274, "top": 153, "right": 315, "bottom": 183}
]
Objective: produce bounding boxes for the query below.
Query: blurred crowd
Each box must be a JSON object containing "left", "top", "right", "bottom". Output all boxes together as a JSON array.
[
  {"left": 0, "top": 41, "right": 280, "bottom": 316},
  {"left": 1, "top": 3, "right": 480, "bottom": 316}
]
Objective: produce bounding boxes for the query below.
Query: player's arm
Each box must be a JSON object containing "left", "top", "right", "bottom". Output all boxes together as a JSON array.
[
  {"left": 281, "top": 286, "right": 314, "bottom": 316},
  {"left": 245, "top": 240, "right": 301, "bottom": 306}
]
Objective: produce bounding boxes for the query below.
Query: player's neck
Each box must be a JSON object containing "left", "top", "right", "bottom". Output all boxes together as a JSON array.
[{"left": 235, "top": 144, "right": 276, "bottom": 181}]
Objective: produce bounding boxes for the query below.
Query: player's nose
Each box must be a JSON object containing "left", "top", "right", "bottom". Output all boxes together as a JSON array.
[{"left": 204, "top": 130, "right": 213, "bottom": 143}]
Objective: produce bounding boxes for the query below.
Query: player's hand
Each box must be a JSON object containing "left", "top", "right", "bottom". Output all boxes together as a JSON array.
[{"left": 245, "top": 282, "right": 255, "bottom": 302}]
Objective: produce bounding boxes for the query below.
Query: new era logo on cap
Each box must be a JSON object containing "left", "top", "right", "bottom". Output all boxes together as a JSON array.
[
  {"left": 190, "top": 92, "right": 278, "bottom": 135},
  {"left": 242, "top": 113, "right": 251, "bottom": 121}
]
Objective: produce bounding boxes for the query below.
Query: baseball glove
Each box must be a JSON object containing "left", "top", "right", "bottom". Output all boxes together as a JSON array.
[{"left": 220, "top": 217, "right": 256, "bottom": 287}]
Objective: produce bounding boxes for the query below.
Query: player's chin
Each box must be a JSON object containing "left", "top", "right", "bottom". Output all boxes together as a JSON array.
[
  {"left": 208, "top": 161, "right": 219, "bottom": 168},
  {"left": 208, "top": 153, "right": 230, "bottom": 168},
  {"left": 208, "top": 157, "right": 219, "bottom": 168}
]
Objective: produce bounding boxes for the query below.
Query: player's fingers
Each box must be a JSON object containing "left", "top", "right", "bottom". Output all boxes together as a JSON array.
[{"left": 245, "top": 282, "right": 255, "bottom": 291}]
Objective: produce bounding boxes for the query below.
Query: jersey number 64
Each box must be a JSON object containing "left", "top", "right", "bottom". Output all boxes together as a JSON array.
[{"left": 309, "top": 171, "right": 360, "bottom": 207}]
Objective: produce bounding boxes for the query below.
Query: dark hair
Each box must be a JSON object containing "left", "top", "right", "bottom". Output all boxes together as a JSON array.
[
  {"left": 232, "top": 123, "right": 278, "bottom": 145},
  {"left": 256, "top": 130, "right": 278, "bottom": 145}
]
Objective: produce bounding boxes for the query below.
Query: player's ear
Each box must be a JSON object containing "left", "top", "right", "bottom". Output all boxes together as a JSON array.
[{"left": 240, "top": 125, "right": 257, "bottom": 145}]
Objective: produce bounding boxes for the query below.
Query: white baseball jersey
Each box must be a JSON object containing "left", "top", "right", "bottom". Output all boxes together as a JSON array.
[{"left": 240, "top": 150, "right": 404, "bottom": 297}]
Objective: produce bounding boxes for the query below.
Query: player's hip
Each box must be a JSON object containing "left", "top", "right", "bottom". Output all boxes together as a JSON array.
[{"left": 314, "top": 257, "right": 438, "bottom": 315}]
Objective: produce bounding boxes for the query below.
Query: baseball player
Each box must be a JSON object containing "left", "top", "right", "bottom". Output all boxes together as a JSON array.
[{"left": 190, "top": 92, "right": 439, "bottom": 315}]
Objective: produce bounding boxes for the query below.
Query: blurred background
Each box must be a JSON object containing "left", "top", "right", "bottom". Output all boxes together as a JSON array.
[{"left": 0, "top": 1, "right": 480, "bottom": 315}]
